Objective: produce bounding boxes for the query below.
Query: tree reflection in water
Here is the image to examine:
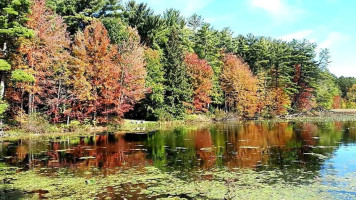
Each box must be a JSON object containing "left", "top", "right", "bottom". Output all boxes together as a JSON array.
[{"left": 1, "top": 121, "right": 355, "bottom": 177}]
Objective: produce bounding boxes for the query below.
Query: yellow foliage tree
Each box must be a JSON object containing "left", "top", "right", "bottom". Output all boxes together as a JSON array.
[{"left": 220, "top": 54, "right": 258, "bottom": 118}]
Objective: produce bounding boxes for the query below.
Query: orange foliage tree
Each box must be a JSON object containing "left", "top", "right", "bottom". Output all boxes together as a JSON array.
[
  {"left": 220, "top": 54, "right": 258, "bottom": 118},
  {"left": 8, "top": 0, "right": 71, "bottom": 122},
  {"left": 184, "top": 53, "right": 213, "bottom": 113},
  {"left": 266, "top": 88, "right": 291, "bottom": 115},
  {"left": 116, "top": 27, "right": 147, "bottom": 114},
  {"left": 70, "top": 20, "right": 146, "bottom": 123},
  {"left": 332, "top": 95, "right": 342, "bottom": 109}
]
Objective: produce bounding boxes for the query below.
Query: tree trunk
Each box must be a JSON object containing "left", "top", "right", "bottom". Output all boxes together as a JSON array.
[
  {"left": 0, "top": 72, "right": 5, "bottom": 99},
  {"left": 28, "top": 93, "right": 33, "bottom": 114},
  {"left": 93, "top": 111, "right": 97, "bottom": 125},
  {"left": 0, "top": 72, "right": 5, "bottom": 132},
  {"left": 0, "top": 42, "right": 7, "bottom": 134}
]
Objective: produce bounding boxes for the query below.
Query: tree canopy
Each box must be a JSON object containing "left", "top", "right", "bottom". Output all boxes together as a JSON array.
[{"left": 0, "top": 0, "right": 353, "bottom": 125}]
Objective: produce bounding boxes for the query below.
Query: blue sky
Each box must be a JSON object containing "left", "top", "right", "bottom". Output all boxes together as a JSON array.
[{"left": 135, "top": 0, "right": 355, "bottom": 77}]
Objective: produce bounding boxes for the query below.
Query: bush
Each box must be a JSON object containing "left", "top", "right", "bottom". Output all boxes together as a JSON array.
[
  {"left": 213, "top": 109, "right": 226, "bottom": 120},
  {"left": 15, "top": 112, "right": 51, "bottom": 134},
  {"left": 156, "top": 109, "right": 174, "bottom": 122},
  {"left": 68, "top": 120, "right": 81, "bottom": 131},
  {"left": 184, "top": 114, "right": 211, "bottom": 123}
]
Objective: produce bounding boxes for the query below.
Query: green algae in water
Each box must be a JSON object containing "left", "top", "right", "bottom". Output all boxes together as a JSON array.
[{"left": 1, "top": 166, "right": 355, "bottom": 200}]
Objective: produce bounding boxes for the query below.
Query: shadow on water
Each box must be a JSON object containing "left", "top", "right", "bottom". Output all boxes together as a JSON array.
[{"left": 0, "top": 189, "right": 28, "bottom": 200}]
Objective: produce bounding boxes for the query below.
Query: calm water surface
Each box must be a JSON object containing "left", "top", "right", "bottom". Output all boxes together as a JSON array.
[{"left": 1, "top": 121, "right": 356, "bottom": 198}]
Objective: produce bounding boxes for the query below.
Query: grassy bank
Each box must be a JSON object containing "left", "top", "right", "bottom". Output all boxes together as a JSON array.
[
  {"left": 0, "top": 115, "right": 213, "bottom": 141},
  {"left": 1, "top": 110, "right": 356, "bottom": 141}
]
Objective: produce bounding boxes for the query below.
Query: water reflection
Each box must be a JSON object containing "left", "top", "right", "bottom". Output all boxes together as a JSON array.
[{"left": 1, "top": 121, "right": 356, "bottom": 177}]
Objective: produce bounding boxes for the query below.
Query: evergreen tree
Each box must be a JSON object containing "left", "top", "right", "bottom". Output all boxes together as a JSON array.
[
  {"left": 163, "top": 28, "right": 192, "bottom": 117},
  {"left": 0, "top": 0, "right": 33, "bottom": 124},
  {"left": 122, "top": 1, "right": 164, "bottom": 46},
  {"left": 47, "top": 0, "right": 106, "bottom": 34},
  {"left": 194, "top": 24, "right": 224, "bottom": 106},
  {"left": 337, "top": 76, "right": 356, "bottom": 98}
]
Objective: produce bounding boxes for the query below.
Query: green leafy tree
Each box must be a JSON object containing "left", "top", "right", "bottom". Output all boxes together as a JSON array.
[
  {"left": 346, "top": 84, "right": 356, "bottom": 108},
  {"left": 121, "top": 0, "right": 164, "bottom": 46},
  {"left": 0, "top": 0, "right": 33, "bottom": 95},
  {"left": 337, "top": 76, "right": 356, "bottom": 98},
  {"left": 0, "top": 0, "right": 33, "bottom": 126},
  {"left": 289, "top": 40, "right": 320, "bottom": 111},
  {"left": 143, "top": 48, "right": 165, "bottom": 119},
  {"left": 128, "top": 48, "right": 166, "bottom": 120},
  {"left": 97, "top": 0, "right": 122, "bottom": 17},
  {"left": 0, "top": 0, "right": 33, "bottom": 55},
  {"left": 187, "top": 14, "right": 203, "bottom": 32},
  {"left": 47, "top": 0, "right": 105, "bottom": 34},
  {"left": 315, "top": 70, "right": 341, "bottom": 109},
  {"left": 102, "top": 17, "right": 130, "bottom": 45},
  {"left": 10, "top": 68, "right": 35, "bottom": 112},
  {"left": 163, "top": 27, "right": 192, "bottom": 117},
  {"left": 218, "top": 27, "right": 237, "bottom": 54},
  {"left": 194, "top": 24, "right": 224, "bottom": 106}
]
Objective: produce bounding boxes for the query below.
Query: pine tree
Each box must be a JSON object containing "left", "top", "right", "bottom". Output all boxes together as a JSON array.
[
  {"left": 163, "top": 27, "right": 192, "bottom": 117},
  {"left": 47, "top": 0, "right": 106, "bottom": 34},
  {"left": 194, "top": 24, "right": 224, "bottom": 106},
  {"left": 0, "top": 0, "right": 33, "bottom": 126}
]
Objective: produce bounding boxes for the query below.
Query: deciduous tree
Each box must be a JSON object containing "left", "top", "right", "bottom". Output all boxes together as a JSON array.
[
  {"left": 71, "top": 20, "right": 146, "bottom": 123},
  {"left": 184, "top": 53, "right": 213, "bottom": 113},
  {"left": 9, "top": 0, "right": 71, "bottom": 123},
  {"left": 220, "top": 54, "right": 258, "bottom": 118}
]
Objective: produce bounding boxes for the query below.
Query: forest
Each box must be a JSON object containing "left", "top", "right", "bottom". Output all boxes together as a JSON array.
[{"left": 1, "top": 0, "right": 356, "bottom": 126}]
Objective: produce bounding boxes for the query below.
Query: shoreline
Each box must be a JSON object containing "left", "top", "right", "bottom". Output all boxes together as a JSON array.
[{"left": 1, "top": 110, "right": 356, "bottom": 141}]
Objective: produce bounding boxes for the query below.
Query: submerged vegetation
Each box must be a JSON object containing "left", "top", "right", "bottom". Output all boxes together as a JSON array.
[{"left": 1, "top": 165, "right": 355, "bottom": 200}]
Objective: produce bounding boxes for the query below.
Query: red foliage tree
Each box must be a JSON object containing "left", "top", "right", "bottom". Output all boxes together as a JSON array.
[
  {"left": 70, "top": 21, "right": 146, "bottom": 123},
  {"left": 184, "top": 53, "right": 213, "bottom": 113},
  {"left": 8, "top": 0, "right": 71, "bottom": 122},
  {"left": 292, "top": 64, "right": 315, "bottom": 111}
]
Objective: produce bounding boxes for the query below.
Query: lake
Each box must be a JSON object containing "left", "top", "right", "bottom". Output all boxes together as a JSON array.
[{"left": 1, "top": 121, "right": 356, "bottom": 199}]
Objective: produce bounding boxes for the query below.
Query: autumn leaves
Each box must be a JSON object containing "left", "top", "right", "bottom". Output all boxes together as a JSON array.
[{"left": 8, "top": 0, "right": 146, "bottom": 123}]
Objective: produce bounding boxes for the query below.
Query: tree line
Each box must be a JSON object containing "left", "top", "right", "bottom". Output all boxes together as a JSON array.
[{"left": 0, "top": 0, "right": 355, "bottom": 126}]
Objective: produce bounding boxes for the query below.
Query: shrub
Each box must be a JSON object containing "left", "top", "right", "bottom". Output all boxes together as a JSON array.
[
  {"left": 15, "top": 112, "right": 51, "bottom": 134},
  {"left": 213, "top": 109, "right": 226, "bottom": 120},
  {"left": 156, "top": 109, "right": 174, "bottom": 122}
]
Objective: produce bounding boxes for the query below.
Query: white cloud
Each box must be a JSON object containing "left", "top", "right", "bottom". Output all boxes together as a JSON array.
[
  {"left": 318, "top": 32, "right": 350, "bottom": 49},
  {"left": 280, "top": 30, "right": 314, "bottom": 41},
  {"left": 183, "top": 0, "right": 213, "bottom": 16},
  {"left": 249, "top": 0, "right": 304, "bottom": 22},
  {"left": 205, "top": 14, "right": 235, "bottom": 24},
  {"left": 329, "top": 62, "right": 356, "bottom": 78},
  {"left": 250, "top": 0, "right": 285, "bottom": 15},
  {"left": 137, "top": 0, "right": 213, "bottom": 16},
  {"left": 318, "top": 32, "right": 353, "bottom": 77}
]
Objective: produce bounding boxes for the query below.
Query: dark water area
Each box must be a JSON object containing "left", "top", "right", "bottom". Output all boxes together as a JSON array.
[{"left": 1, "top": 121, "right": 356, "bottom": 180}]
